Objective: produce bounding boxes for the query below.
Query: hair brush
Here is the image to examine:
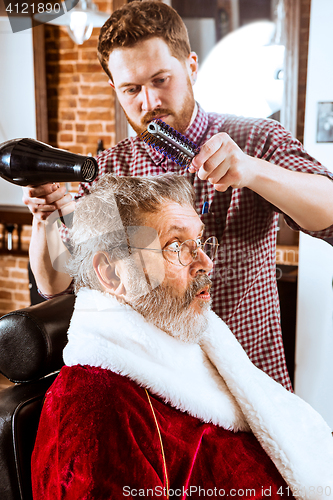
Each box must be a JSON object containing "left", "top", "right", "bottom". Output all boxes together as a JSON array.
[{"left": 141, "top": 119, "right": 200, "bottom": 169}]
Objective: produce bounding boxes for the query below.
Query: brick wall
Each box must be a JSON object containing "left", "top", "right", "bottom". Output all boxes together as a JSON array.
[
  {"left": 0, "top": 0, "right": 116, "bottom": 317},
  {"left": 0, "top": 256, "right": 30, "bottom": 315},
  {"left": 46, "top": 0, "right": 115, "bottom": 156},
  {"left": 0, "top": 225, "right": 32, "bottom": 316}
]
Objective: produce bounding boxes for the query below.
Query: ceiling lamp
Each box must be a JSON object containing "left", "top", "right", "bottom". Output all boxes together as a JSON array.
[{"left": 34, "top": 0, "right": 110, "bottom": 45}]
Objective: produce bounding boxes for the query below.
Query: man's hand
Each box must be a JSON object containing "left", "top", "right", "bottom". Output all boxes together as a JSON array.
[
  {"left": 188, "top": 132, "right": 256, "bottom": 191},
  {"left": 189, "top": 132, "right": 333, "bottom": 232},
  {"left": 22, "top": 183, "right": 75, "bottom": 221},
  {"left": 24, "top": 182, "right": 75, "bottom": 296}
]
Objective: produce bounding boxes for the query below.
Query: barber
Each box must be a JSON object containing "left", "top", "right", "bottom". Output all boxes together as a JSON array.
[{"left": 22, "top": 1, "right": 333, "bottom": 391}]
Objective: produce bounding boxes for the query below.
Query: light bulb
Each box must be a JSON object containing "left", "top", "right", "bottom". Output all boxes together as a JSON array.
[
  {"left": 33, "top": 0, "right": 110, "bottom": 45},
  {"left": 67, "top": 10, "right": 93, "bottom": 45}
]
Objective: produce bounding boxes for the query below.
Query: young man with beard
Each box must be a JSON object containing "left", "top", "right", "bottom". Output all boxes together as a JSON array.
[
  {"left": 31, "top": 174, "right": 333, "bottom": 500},
  {"left": 23, "top": 1, "right": 333, "bottom": 391}
]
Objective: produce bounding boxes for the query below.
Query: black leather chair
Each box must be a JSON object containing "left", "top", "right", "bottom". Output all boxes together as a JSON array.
[{"left": 0, "top": 294, "right": 75, "bottom": 500}]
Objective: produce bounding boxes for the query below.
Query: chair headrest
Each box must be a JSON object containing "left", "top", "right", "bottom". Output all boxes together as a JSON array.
[{"left": 0, "top": 295, "right": 75, "bottom": 383}]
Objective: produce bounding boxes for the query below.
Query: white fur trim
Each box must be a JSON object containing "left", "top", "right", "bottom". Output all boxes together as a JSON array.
[
  {"left": 202, "top": 314, "right": 333, "bottom": 499},
  {"left": 64, "top": 288, "right": 333, "bottom": 499},
  {"left": 64, "top": 289, "right": 248, "bottom": 432}
]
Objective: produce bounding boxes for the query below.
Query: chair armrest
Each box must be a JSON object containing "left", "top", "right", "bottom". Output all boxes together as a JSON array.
[
  {"left": 0, "top": 295, "right": 75, "bottom": 383},
  {"left": 0, "top": 373, "right": 59, "bottom": 500}
]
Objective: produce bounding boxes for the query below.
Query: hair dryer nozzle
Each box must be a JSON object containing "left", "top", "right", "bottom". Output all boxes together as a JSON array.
[{"left": 0, "top": 138, "right": 98, "bottom": 186}]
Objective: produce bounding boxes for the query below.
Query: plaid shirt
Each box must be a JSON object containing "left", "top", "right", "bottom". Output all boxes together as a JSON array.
[{"left": 58, "top": 105, "right": 333, "bottom": 391}]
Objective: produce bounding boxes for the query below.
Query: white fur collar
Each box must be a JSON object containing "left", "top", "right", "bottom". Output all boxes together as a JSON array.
[{"left": 64, "top": 288, "right": 333, "bottom": 499}]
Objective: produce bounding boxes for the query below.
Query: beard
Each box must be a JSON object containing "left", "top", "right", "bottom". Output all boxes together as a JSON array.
[
  {"left": 124, "top": 75, "right": 196, "bottom": 136},
  {"left": 127, "top": 273, "right": 212, "bottom": 344}
]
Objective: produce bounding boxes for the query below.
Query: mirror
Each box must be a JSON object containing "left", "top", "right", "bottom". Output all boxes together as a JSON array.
[{"left": 172, "top": 0, "right": 285, "bottom": 121}]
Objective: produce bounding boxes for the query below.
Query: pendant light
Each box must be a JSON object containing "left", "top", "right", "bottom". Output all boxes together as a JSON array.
[{"left": 34, "top": 0, "right": 110, "bottom": 45}]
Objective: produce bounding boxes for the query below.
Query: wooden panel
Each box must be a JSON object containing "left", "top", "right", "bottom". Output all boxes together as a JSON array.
[
  {"left": 296, "top": 0, "right": 311, "bottom": 144},
  {"left": 115, "top": 97, "right": 129, "bottom": 143},
  {"left": 281, "top": 0, "right": 301, "bottom": 137},
  {"left": 239, "top": 0, "right": 271, "bottom": 24},
  {"left": 32, "top": 23, "right": 49, "bottom": 143},
  {"left": 0, "top": 0, "right": 6, "bottom": 15},
  {"left": 113, "top": 0, "right": 130, "bottom": 142},
  {"left": 172, "top": 0, "right": 217, "bottom": 18},
  {"left": 0, "top": 206, "right": 32, "bottom": 226}
]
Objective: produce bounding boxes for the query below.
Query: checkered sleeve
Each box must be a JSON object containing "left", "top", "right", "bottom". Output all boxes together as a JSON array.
[
  {"left": 225, "top": 116, "right": 333, "bottom": 239},
  {"left": 266, "top": 122, "right": 333, "bottom": 238}
]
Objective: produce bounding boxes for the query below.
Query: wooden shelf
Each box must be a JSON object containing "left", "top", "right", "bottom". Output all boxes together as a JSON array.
[
  {"left": 0, "top": 205, "right": 32, "bottom": 255},
  {"left": 276, "top": 244, "right": 299, "bottom": 266},
  {"left": 0, "top": 205, "right": 32, "bottom": 226}
]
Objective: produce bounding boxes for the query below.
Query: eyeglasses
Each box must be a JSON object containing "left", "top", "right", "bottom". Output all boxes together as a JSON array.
[{"left": 131, "top": 236, "right": 219, "bottom": 267}]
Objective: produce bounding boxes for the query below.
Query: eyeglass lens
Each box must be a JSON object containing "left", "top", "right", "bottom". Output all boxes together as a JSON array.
[
  {"left": 203, "top": 237, "right": 218, "bottom": 261},
  {"left": 179, "top": 237, "right": 218, "bottom": 266}
]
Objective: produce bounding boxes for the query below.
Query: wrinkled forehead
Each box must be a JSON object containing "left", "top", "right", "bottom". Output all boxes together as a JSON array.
[{"left": 143, "top": 202, "right": 204, "bottom": 243}]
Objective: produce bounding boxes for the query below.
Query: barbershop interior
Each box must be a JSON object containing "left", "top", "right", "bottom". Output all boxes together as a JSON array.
[{"left": 0, "top": 0, "right": 333, "bottom": 497}]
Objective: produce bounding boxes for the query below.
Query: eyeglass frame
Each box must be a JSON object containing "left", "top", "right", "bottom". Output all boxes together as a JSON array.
[{"left": 130, "top": 235, "right": 219, "bottom": 267}]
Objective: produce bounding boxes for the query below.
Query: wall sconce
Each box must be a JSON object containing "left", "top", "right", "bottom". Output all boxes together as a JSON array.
[{"left": 34, "top": 0, "right": 110, "bottom": 45}]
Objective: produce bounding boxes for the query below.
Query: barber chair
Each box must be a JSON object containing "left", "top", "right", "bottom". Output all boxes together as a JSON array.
[{"left": 0, "top": 294, "right": 75, "bottom": 500}]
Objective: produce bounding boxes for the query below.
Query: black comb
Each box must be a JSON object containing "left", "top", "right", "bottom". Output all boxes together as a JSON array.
[{"left": 141, "top": 119, "right": 200, "bottom": 169}]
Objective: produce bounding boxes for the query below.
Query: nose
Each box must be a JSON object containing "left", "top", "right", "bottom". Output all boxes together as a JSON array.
[
  {"left": 189, "top": 248, "right": 213, "bottom": 277},
  {"left": 141, "top": 86, "right": 162, "bottom": 112}
]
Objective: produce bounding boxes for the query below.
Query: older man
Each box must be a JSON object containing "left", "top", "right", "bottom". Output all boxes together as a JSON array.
[{"left": 31, "top": 174, "right": 333, "bottom": 500}]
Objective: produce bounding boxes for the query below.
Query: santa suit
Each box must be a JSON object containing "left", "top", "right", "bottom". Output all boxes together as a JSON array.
[{"left": 32, "top": 289, "right": 333, "bottom": 500}]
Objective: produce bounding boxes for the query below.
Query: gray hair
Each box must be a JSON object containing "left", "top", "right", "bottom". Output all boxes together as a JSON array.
[{"left": 66, "top": 173, "right": 195, "bottom": 292}]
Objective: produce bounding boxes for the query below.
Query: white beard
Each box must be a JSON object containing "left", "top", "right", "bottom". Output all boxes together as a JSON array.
[
  {"left": 126, "top": 267, "right": 212, "bottom": 343},
  {"left": 131, "top": 294, "right": 210, "bottom": 344}
]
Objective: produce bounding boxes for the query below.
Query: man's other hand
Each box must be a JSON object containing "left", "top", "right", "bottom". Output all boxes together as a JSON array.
[
  {"left": 188, "top": 132, "right": 256, "bottom": 191},
  {"left": 22, "top": 183, "right": 76, "bottom": 221}
]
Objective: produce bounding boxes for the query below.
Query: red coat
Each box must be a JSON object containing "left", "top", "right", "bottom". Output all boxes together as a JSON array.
[{"left": 32, "top": 365, "right": 293, "bottom": 499}]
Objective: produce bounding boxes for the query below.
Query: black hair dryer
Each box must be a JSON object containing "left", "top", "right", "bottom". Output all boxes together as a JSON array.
[{"left": 0, "top": 138, "right": 98, "bottom": 186}]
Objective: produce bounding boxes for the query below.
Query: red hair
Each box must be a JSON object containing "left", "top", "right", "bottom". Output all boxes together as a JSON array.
[{"left": 97, "top": 0, "right": 191, "bottom": 81}]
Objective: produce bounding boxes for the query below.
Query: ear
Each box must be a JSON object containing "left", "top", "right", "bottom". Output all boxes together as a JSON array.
[
  {"left": 186, "top": 51, "right": 198, "bottom": 85},
  {"left": 108, "top": 78, "right": 115, "bottom": 89},
  {"left": 92, "top": 252, "right": 126, "bottom": 298}
]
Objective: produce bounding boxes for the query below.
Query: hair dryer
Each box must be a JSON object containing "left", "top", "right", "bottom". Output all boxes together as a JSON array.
[{"left": 0, "top": 138, "right": 98, "bottom": 186}]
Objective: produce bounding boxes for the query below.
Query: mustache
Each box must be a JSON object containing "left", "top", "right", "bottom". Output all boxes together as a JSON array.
[
  {"left": 184, "top": 274, "right": 213, "bottom": 307},
  {"left": 130, "top": 273, "right": 212, "bottom": 312},
  {"left": 142, "top": 108, "right": 173, "bottom": 125}
]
